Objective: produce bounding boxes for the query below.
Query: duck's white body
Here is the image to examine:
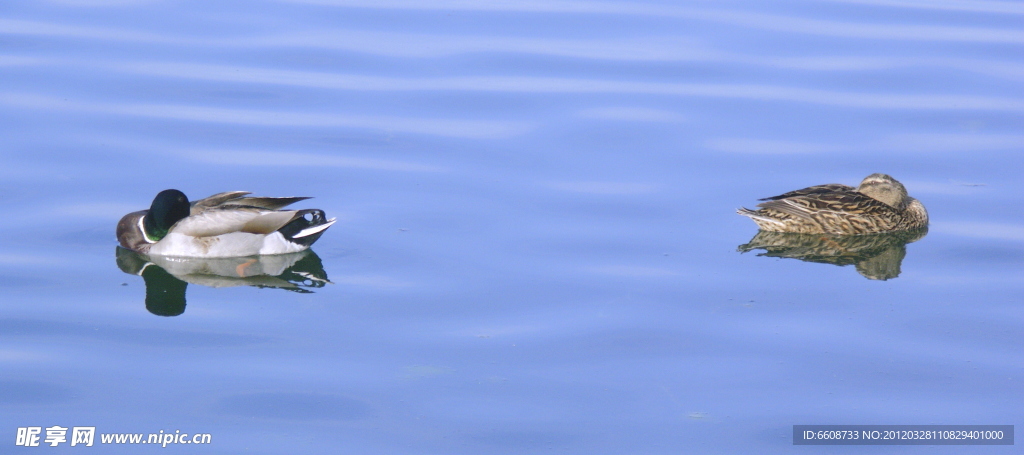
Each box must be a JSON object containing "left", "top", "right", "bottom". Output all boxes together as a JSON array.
[{"left": 148, "top": 231, "right": 307, "bottom": 257}]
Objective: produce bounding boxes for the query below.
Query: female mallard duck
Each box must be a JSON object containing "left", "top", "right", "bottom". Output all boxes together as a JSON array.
[
  {"left": 117, "top": 189, "right": 336, "bottom": 257},
  {"left": 737, "top": 173, "right": 928, "bottom": 235}
]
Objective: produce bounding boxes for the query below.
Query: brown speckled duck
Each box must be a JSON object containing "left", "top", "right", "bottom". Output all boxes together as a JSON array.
[{"left": 737, "top": 173, "right": 928, "bottom": 235}]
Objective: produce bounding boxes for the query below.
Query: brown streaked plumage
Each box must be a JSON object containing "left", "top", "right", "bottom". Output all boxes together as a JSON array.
[{"left": 737, "top": 173, "right": 928, "bottom": 235}]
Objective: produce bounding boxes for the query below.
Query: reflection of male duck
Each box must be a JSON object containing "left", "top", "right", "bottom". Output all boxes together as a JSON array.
[
  {"left": 737, "top": 228, "right": 927, "bottom": 280},
  {"left": 116, "top": 247, "right": 331, "bottom": 316}
]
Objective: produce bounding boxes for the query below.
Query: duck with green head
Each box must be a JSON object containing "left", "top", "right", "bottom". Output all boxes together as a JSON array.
[
  {"left": 737, "top": 173, "right": 928, "bottom": 235},
  {"left": 117, "top": 189, "right": 336, "bottom": 257}
]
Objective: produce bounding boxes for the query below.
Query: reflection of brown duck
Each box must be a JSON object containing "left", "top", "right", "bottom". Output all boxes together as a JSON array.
[
  {"left": 737, "top": 228, "right": 927, "bottom": 280},
  {"left": 116, "top": 247, "right": 331, "bottom": 316},
  {"left": 737, "top": 174, "right": 928, "bottom": 234}
]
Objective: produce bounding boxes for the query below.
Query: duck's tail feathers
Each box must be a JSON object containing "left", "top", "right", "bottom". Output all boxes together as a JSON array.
[
  {"left": 279, "top": 209, "right": 336, "bottom": 247},
  {"left": 736, "top": 207, "right": 766, "bottom": 219},
  {"left": 737, "top": 207, "right": 786, "bottom": 230}
]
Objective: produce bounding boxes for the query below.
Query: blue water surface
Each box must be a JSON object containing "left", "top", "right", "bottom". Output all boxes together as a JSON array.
[{"left": 1, "top": 0, "right": 1022, "bottom": 453}]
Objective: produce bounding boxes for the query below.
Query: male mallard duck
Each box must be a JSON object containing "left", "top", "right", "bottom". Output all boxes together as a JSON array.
[
  {"left": 737, "top": 173, "right": 928, "bottom": 235},
  {"left": 117, "top": 190, "right": 336, "bottom": 257}
]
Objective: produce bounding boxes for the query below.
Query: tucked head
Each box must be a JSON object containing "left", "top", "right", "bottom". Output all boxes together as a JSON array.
[
  {"left": 857, "top": 173, "right": 908, "bottom": 208},
  {"left": 144, "top": 189, "right": 190, "bottom": 241}
]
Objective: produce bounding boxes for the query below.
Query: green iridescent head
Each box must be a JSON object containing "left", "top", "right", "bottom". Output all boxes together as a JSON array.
[{"left": 142, "top": 189, "right": 190, "bottom": 241}]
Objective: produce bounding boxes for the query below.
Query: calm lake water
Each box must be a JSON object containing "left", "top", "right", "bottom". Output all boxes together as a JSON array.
[{"left": 2, "top": 1, "right": 1022, "bottom": 453}]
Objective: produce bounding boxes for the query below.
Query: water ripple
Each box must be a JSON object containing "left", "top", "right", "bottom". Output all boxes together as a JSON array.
[
  {"left": 236, "top": 31, "right": 708, "bottom": 60},
  {"left": 10, "top": 70, "right": 1022, "bottom": 111},
  {"left": 818, "top": 0, "right": 1024, "bottom": 15},
  {"left": 282, "top": 0, "right": 1024, "bottom": 16},
  {"left": 707, "top": 133, "right": 1024, "bottom": 156},
  {"left": 0, "top": 18, "right": 181, "bottom": 43},
  {"left": 933, "top": 222, "right": 1024, "bottom": 242},
  {"left": 705, "top": 138, "right": 850, "bottom": 155},
  {"left": 577, "top": 107, "right": 686, "bottom": 123},
  {"left": 545, "top": 181, "right": 657, "bottom": 195},
  {"left": 179, "top": 150, "right": 445, "bottom": 172},
  {"left": 5, "top": 10, "right": 1024, "bottom": 54},
  {"left": 270, "top": 1, "right": 1024, "bottom": 43},
  {"left": 0, "top": 93, "right": 528, "bottom": 138},
  {"left": 13, "top": 51, "right": 1024, "bottom": 83}
]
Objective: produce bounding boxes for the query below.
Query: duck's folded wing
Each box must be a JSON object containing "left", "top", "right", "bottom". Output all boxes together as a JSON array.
[
  {"left": 230, "top": 196, "right": 311, "bottom": 210},
  {"left": 190, "top": 191, "right": 251, "bottom": 214},
  {"left": 757, "top": 192, "right": 900, "bottom": 222},
  {"left": 758, "top": 184, "right": 854, "bottom": 201},
  {"left": 170, "top": 208, "right": 300, "bottom": 237},
  {"left": 191, "top": 191, "right": 311, "bottom": 212}
]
